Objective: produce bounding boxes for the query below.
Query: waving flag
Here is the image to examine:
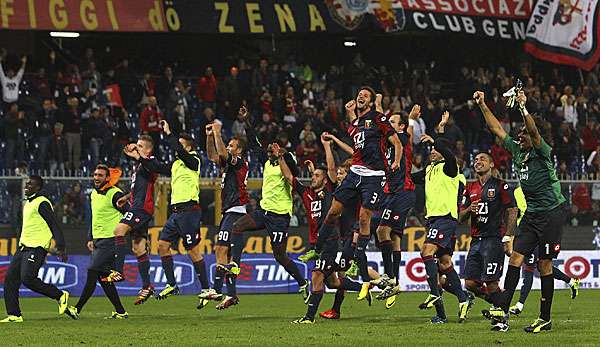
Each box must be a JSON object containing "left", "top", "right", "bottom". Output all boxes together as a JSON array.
[
  {"left": 103, "top": 84, "right": 124, "bottom": 107},
  {"left": 525, "top": 0, "right": 600, "bottom": 70}
]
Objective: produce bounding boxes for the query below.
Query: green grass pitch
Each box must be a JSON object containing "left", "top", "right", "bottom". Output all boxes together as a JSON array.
[{"left": 2, "top": 290, "right": 599, "bottom": 346}]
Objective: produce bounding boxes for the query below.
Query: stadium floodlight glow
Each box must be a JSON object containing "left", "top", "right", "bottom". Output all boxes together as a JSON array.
[
  {"left": 344, "top": 40, "right": 357, "bottom": 47},
  {"left": 49, "top": 31, "right": 80, "bottom": 38}
]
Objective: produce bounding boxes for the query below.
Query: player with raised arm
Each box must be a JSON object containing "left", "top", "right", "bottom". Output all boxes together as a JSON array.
[
  {"left": 66, "top": 165, "right": 128, "bottom": 319},
  {"left": 412, "top": 133, "right": 471, "bottom": 324},
  {"left": 313, "top": 87, "right": 402, "bottom": 302},
  {"left": 229, "top": 108, "right": 310, "bottom": 302},
  {"left": 132, "top": 120, "right": 209, "bottom": 307},
  {"left": 279, "top": 153, "right": 366, "bottom": 324},
  {"left": 372, "top": 101, "right": 420, "bottom": 308},
  {"left": 201, "top": 115, "right": 249, "bottom": 310},
  {"left": 100, "top": 135, "right": 158, "bottom": 307},
  {"left": 459, "top": 153, "right": 517, "bottom": 307},
  {"left": 475, "top": 90, "right": 567, "bottom": 333}
]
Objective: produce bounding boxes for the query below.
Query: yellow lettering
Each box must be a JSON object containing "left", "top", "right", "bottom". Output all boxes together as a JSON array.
[
  {"left": 165, "top": 7, "right": 180, "bottom": 31},
  {"left": 80, "top": 0, "right": 98, "bottom": 30},
  {"left": 458, "top": 234, "right": 471, "bottom": 251},
  {"left": 405, "top": 227, "right": 426, "bottom": 252},
  {"left": 0, "top": 238, "right": 7, "bottom": 256},
  {"left": 10, "top": 237, "right": 16, "bottom": 255},
  {"left": 308, "top": 4, "right": 326, "bottom": 32},
  {"left": 105, "top": 0, "right": 119, "bottom": 30},
  {"left": 49, "top": 0, "right": 68, "bottom": 29},
  {"left": 148, "top": 0, "right": 165, "bottom": 31},
  {"left": 0, "top": 0, "right": 14, "bottom": 28},
  {"left": 265, "top": 240, "right": 272, "bottom": 253},
  {"left": 246, "top": 3, "right": 264, "bottom": 33},
  {"left": 245, "top": 237, "right": 263, "bottom": 253},
  {"left": 214, "top": 2, "right": 234, "bottom": 33},
  {"left": 287, "top": 236, "right": 303, "bottom": 253},
  {"left": 274, "top": 4, "right": 295, "bottom": 32},
  {"left": 27, "top": 0, "right": 37, "bottom": 28},
  {"left": 149, "top": 227, "right": 160, "bottom": 254},
  {"left": 198, "top": 227, "right": 213, "bottom": 254}
]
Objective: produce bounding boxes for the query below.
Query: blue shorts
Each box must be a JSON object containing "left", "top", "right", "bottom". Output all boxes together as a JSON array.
[
  {"left": 121, "top": 209, "right": 152, "bottom": 239},
  {"left": 314, "top": 238, "right": 340, "bottom": 277},
  {"left": 89, "top": 238, "right": 115, "bottom": 273},
  {"left": 334, "top": 171, "right": 384, "bottom": 210},
  {"left": 425, "top": 217, "right": 457, "bottom": 252},
  {"left": 379, "top": 190, "right": 415, "bottom": 233},
  {"left": 338, "top": 237, "right": 355, "bottom": 272},
  {"left": 217, "top": 212, "right": 245, "bottom": 247},
  {"left": 464, "top": 237, "right": 505, "bottom": 282},
  {"left": 523, "top": 246, "right": 539, "bottom": 272},
  {"left": 159, "top": 208, "right": 202, "bottom": 250},
  {"left": 248, "top": 209, "right": 290, "bottom": 246}
]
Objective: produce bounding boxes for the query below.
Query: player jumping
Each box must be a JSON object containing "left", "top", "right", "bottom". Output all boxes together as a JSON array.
[
  {"left": 202, "top": 118, "right": 249, "bottom": 310},
  {"left": 313, "top": 87, "right": 402, "bottom": 302},
  {"left": 133, "top": 121, "right": 209, "bottom": 306},
  {"left": 100, "top": 135, "right": 158, "bottom": 307},
  {"left": 230, "top": 108, "right": 310, "bottom": 301},
  {"left": 371, "top": 101, "right": 420, "bottom": 308}
]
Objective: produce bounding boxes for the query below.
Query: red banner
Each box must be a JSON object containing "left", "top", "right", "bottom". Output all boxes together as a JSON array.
[{"left": 0, "top": 0, "right": 168, "bottom": 32}]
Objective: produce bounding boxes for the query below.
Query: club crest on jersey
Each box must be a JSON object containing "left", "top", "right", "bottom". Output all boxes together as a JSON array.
[
  {"left": 487, "top": 189, "right": 496, "bottom": 198},
  {"left": 365, "top": 120, "right": 372, "bottom": 128},
  {"left": 317, "top": 190, "right": 325, "bottom": 199}
]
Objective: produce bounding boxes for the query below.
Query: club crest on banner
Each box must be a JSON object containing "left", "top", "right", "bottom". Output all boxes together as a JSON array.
[{"left": 326, "top": 0, "right": 406, "bottom": 32}]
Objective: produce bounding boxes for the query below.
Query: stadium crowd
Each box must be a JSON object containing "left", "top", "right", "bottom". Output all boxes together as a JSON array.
[{"left": 1, "top": 46, "right": 600, "bottom": 181}]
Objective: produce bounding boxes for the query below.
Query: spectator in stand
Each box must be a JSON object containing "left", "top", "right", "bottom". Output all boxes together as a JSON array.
[
  {"left": 557, "top": 160, "right": 571, "bottom": 180},
  {"left": 197, "top": 66, "right": 217, "bottom": 112},
  {"left": 0, "top": 55, "right": 26, "bottom": 109},
  {"left": 156, "top": 66, "right": 174, "bottom": 106},
  {"left": 231, "top": 105, "right": 247, "bottom": 138},
  {"left": 31, "top": 67, "right": 53, "bottom": 99},
  {"left": 582, "top": 119, "right": 599, "bottom": 157},
  {"left": 491, "top": 136, "right": 512, "bottom": 175},
  {"left": 296, "top": 132, "right": 321, "bottom": 167},
  {"left": 436, "top": 113, "right": 463, "bottom": 147},
  {"left": 36, "top": 98, "right": 58, "bottom": 170},
  {"left": 49, "top": 122, "right": 68, "bottom": 174},
  {"left": 168, "top": 79, "right": 192, "bottom": 131},
  {"left": 411, "top": 109, "right": 427, "bottom": 154},
  {"left": 253, "top": 58, "right": 271, "bottom": 96},
  {"left": 139, "top": 72, "right": 156, "bottom": 106},
  {"left": 61, "top": 182, "right": 85, "bottom": 224},
  {"left": 81, "top": 61, "right": 101, "bottom": 96},
  {"left": 59, "top": 95, "right": 83, "bottom": 171},
  {"left": 257, "top": 112, "right": 280, "bottom": 145},
  {"left": 587, "top": 145, "right": 600, "bottom": 176},
  {"left": 88, "top": 107, "right": 112, "bottom": 167},
  {"left": 222, "top": 66, "right": 242, "bottom": 124},
  {"left": 277, "top": 132, "right": 293, "bottom": 152},
  {"left": 4, "top": 104, "right": 28, "bottom": 169},
  {"left": 556, "top": 122, "right": 578, "bottom": 165},
  {"left": 116, "top": 58, "right": 138, "bottom": 109},
  {"left": 109, "top": 107, "right": 131, "bottom": 166},
  {"left": 139, "top": 96, "right": 163, "bottom": 147},
  {"left": 558, "top": 93, "right": 578, "bottom": 129}
]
